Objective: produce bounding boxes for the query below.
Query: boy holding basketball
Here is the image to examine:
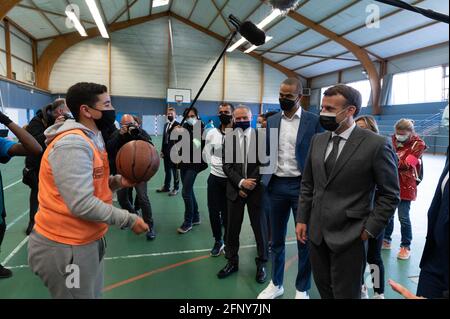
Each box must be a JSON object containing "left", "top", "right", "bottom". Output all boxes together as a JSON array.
[{"left": 28, "top": 82, "right": 149, "bottom": 299}]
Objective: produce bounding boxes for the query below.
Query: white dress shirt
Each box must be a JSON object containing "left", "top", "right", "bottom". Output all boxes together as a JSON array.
[
  {"left": 204, "top": 129, "right": 226, "bottom": 178},
  {"left": 275, "top": 107, "right": 302, "bottom": 177},
  {"left": 238, "top": 128, "right": 253, "bottom": 188},
  {"left": 325, "top": 122, "right": 357, "bottom": 161},
  {"left": 442, "top": 170, "right": 449, "bottom": 195}
]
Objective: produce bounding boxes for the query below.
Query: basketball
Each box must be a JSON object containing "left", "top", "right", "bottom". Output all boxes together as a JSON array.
[{"left": 116, "top": 140, "right": 160, "bottom": 183}]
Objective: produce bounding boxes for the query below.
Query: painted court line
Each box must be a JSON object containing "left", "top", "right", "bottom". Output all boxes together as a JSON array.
[
  {"left": 6, "top": 210, "right": 29, "bottom": 230},
  {"left": 103, "top": 255, "right": 210, "bottom": 292},
  {"left": 1, "top": 236, "right": 29, "bottom": 266},
  {"left": 3, "top": 179, "right": 22, "bottom": 191},
  {"left": 7, "top": 240, "right": 298, "bottom": 269}
]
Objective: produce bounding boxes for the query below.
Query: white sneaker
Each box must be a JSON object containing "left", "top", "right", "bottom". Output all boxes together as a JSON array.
[
  {"left": 361, "top": 285, "right": 369, "bottom": 299},
  {"left": 295, "top": 290, "right": 310, "bottom": 299},
  {"left": 257, "top": 281, "right": 284, "bottom": 299},
  {"left": 373, "top": 293, "right": 385, "bottom": 299}
]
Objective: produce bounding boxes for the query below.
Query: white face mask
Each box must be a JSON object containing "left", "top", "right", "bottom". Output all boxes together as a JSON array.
[
  {"left": 396, "top": 134, "right": 410, "bottom": 143},
  {"left": 187, "top": 117, "right": 198, "bottom": 127},
  {"left": 256, "top": 123, "right": 263, "bottom": 129}
]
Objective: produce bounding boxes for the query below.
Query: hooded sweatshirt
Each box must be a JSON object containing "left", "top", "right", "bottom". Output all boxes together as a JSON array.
[{"left": 39, "top": 120, "right": 138, "bottom": 237}]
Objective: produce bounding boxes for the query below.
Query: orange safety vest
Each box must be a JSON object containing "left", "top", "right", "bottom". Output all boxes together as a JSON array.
[{"left": 34, "top": 129, "right": 112, "bottom": 245}]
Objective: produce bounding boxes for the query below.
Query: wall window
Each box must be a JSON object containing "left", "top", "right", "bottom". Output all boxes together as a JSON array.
[
  {"left": 346, "top": 80, "right": 371, "bottom": 108},
  {"left": 320, "top": 81, "right": 371, "bottom": 108},
  {"left": 391, "top": 66, "right": 446, "bottom": 105},
  {"left": 444, "top": 65, "right": 449, "bottom": 101}
]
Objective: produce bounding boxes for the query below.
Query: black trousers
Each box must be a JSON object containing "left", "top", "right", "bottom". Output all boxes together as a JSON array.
[
  {"left": 207, "top": 174, "right": 228, "bottom": 242},
  {"left": 225, "top": 186, "right": 268, "bottom": 266},
  {"left": 310, "top": 239, "right": 367, "bottom": 299},
  {"left": 0, "top": 220, "right": 5, "bottom": 249},
  {"left": 24, "top": 168, "right": 39, "bottom": 223},
  {"left": 118, "top": 182, "right": 153, "bottom": 227},
  {"left": 163, "top": 156, "right": 179, "bottom": 190}
]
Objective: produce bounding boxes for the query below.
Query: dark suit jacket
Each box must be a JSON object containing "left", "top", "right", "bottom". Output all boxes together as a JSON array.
[
  {"left": 161, "top": 120, "right": 179, "bottom": 156},
  {"left": 262, "top": 109, "right": 323, "bottom": 186},
  {"left": 297, "top": 126, "right": 400, "bottom": 253},
  {"left": 419, "top": 155, "right": 449, "bottom": 286},
  {"left": 222, "top": 129, "right": 262, "bottom": 202}
]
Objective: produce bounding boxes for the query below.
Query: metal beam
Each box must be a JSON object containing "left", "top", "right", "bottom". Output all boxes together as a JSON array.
[
  {"left": 296, "top": 21, "right": 439, "bottom": 71},
  {"left": 111, "top": 0, "right": 139, "bottom": 24},
  {"left": 187, "top": 0, "right": 199, "bottom": 20},
  {"left": 285, "top": 0, "right": 427, "bottom": 64},
  {"left": 16, "top": 4, "right": 95, "bottom": 25},
  {"left": 208, "top": 0, "right": 231, "bottom": 31},
  {"left": 287, "top": 10, "right": 382, "bottom": 114},
  {"left": 30, "top": 0, "right": 62, "bottom": 35}
]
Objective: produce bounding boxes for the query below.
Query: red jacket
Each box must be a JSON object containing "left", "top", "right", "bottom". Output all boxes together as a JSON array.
[{"left": 392, "top": 134, "right": 427, "bottom": 201}]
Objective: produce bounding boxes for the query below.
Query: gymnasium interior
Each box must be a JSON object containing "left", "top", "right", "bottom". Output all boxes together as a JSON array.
[{"left": 0, "top": 0, "right": 448, "bottom": 300}]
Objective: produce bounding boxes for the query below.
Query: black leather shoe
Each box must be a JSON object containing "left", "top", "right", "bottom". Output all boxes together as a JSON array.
[
  {"left": 0, "top": 264, "right": 12, "bottom": 279},
  {"left": 156, "top": 187, "right": 170, "bottom": 193},
  {"left": 256, "top": 265, "right": 267, "bottom": 284},
  {"left": 217, "top": 263, "right": 238, "bottom": 279}
]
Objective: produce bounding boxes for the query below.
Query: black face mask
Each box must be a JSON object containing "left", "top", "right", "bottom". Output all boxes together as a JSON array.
[
  {"left": 167, "top": 115, "right": 174, "bottom": 122},
  {"left": 94, "top": 109, "right": 116, "bottom": 131},
  {"left": 279, "top": 98, "right": 297, "bottom": 112},
  {"left": 235, "top": 121, "right": 251, "bottom": 131},
  {"left": 319, "top": 109, "right": 347, "bottom": 132},
  {"left": 219, "top": 114, "right": 232, "bottom": 126}
]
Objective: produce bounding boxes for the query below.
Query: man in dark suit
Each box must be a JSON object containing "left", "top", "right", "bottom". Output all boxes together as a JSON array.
[
  {"left": 417, "top": 151, "right": 449, "bottom": 299},
  {"left": 217, "top": 105, "right": 268, "bottom": 284},
  {"left": 296, "top": 84, "right": 400, "bottom": 299},
  {"left": 157, "top": 107, "right": 180, "bottom": 196},
  {"left": 258, "top": 78, "right": 323, "bottom": 300}
]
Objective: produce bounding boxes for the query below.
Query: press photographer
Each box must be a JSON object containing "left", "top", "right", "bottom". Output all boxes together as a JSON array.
[{"left": 107, "top": 114, "right": 156, "bottom": 240}]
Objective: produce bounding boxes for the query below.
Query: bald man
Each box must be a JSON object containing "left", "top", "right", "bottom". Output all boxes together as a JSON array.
[{"left": 106, "top": 114, "right": 156, "bottom": 240}]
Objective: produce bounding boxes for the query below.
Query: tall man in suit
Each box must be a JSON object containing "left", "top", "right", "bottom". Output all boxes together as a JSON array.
[
  {"left": 258, "top": 78, "right": 323, "bottom": 300},
  {"left": 417, "top": 151, "right": 449, "bottom": 299},
  {"left": 158, "top": 107, "right": 180, "bottom": 196},
  {"left": 217, "top": 105, "right": 269, "bottom": 284},
  {"left": 296, "top": 84, "right": 400, "bottom": 299}
]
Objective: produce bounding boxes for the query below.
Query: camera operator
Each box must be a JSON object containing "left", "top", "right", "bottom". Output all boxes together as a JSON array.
[
  {"left": 107, "top": 114, "right": 156, "bottom": 241},
  {"left": 23, "top": 99, "right": 71, "bottom": 235}
]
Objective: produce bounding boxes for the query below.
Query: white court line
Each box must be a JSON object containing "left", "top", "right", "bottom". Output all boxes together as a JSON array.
[
  {"left": 3, "top": 179, "right": 22, "bottom": 191},
  {"left": 1, "top": 236, "right": 28, "bottom": 266},
  {"left": 6, "top": 240, "right": 298, "bottom": 269},
  {"left": 6, "top": 210, "right": 29, "bottom": 230}
]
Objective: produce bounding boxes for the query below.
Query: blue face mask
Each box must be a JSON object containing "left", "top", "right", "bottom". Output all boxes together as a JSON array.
[{"left": 235, "top": 121, "right": 251, "bottom": 131}]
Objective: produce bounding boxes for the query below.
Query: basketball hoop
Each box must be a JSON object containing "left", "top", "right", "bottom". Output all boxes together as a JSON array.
[{"left": 175, "top": 95, "right": 184, "bottom": 107}]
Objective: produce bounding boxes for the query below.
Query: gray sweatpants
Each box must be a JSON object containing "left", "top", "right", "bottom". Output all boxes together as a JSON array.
[{"left": 28, "top": 231, "right": 106, "bottom": 299}]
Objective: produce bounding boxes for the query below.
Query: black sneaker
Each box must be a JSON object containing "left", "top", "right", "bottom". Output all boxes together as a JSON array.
[
  {"left": 156, "top": 187, "right": 170, "bottom": 193},
  {"left": 0, "top": 264, "right": 12, "bottom": 279},
  {"left": 177, "top": 223, "right": 193, "bottom": 234},
  {"left": 146, "top": 227, "right": 156, "bottom": 241},
  {"left": 210, "top": 241, "right": 225, "bottom": 257},
  {"left": 192, "top": 216, "right": 201, "bottom": 226}
]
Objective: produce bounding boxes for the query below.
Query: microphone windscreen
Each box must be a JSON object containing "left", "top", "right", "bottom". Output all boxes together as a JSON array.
[{"left": 239, "top": 21, "right": 266, "bottom": 46}]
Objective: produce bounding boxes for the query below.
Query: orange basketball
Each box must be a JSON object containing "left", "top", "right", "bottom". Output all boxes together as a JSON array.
[{"left": 116, "top": 140, "right": 160, "bottom": 183}]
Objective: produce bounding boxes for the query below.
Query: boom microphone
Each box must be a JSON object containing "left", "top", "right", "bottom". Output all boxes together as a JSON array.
[{"left": 229, "top": 15, "right": 266, "bottom": 46}]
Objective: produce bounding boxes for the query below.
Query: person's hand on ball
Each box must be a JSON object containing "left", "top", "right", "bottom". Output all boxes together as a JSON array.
[
  {"left": 121, "top": 176, "right": 136, "bottom": 188},
  {"left": 132, "top": 218, "right": 149, "bottom": 235}
]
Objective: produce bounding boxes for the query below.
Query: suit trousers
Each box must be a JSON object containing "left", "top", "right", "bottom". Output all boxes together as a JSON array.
[
  {"left": 225, "top": 186, "right": 268, "bottom": 266},
  {"left": 310, "top": 238, "right": 367, "bottom": 299}
]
